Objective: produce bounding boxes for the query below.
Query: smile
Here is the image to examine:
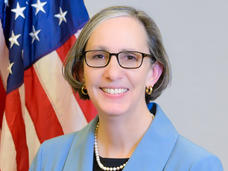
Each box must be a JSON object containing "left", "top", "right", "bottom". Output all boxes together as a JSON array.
[{"left": 101, "top": 88, "right": 128, "bottom": 95}]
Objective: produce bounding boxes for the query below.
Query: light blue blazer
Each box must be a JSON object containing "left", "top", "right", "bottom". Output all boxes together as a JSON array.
[{"left": 30, "top": 103, "right": 223, "bottom": 171}]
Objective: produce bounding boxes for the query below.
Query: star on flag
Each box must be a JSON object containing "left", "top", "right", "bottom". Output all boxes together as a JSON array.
[
  {"left": 54, "top": 7, "right": 68, "bottom": 25},
  {"left": 31, "top": 0, "right": 47, "bottom": 15},
  {"left": 29, "top": 26, "right": 41, "bottom": 43},
  {"left": 9, "top": 31, "right": 21, "bottom": 48},
  {"left": 11, "top": 2, "right": 26, "bottom": 20},
  {"left": 7, "top": 63, "right": 14, "bottom": 74}
]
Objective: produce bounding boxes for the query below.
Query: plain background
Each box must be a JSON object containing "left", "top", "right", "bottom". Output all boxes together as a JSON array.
[{"left": 84, "top": 0, "right": 228, "bottom": 169}]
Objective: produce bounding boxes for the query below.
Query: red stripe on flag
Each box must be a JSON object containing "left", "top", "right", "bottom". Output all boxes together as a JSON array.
[
  {"left": 56, "top": 35, "right": 76, "bottom": 63},
  {"left": 24, "top": 67, "right": 64, "bottom": 143},
  {"left": 5, "top": 89, "right": 29, "bottom": 171},
  {"left": 0, "top": 77, "right": 6, "bottom": 129}
]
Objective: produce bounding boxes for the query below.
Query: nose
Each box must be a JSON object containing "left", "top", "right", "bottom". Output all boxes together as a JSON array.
[{"left": 103, "top": 54, "right": 123, "bottom": 81}]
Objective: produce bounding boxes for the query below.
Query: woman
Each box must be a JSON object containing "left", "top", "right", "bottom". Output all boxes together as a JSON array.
[{"left": 30, "top": 6, "right": 223, "bottom": 171}]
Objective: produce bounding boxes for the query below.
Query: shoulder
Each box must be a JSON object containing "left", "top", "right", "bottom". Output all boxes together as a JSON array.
[
  {"left": 41, "top": 132, "right": 76, "bottom": 155},
  {"left": 29, "top": 122, "right": 94, "bottom": 171},
  {"left": 29, "top": 132, "right": 77, "bottom": 171},
  {"left": 165, "top": 135, "right": 223, "bottom": 171}
]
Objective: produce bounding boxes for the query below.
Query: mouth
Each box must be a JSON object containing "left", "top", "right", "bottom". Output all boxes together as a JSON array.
[{"left": 100, "top": 88, "right": 128, "bottom": 95}]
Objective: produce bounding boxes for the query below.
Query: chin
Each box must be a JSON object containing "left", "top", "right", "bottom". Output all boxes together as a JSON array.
[{"left": 96, "top": 102, "right": 130, "bottom": 116}]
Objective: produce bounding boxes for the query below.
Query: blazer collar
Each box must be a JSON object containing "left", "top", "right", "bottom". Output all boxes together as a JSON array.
[
  {"left": 124, "top": 103, "right": 178, "bottom": 170},
  {"left": 63, "top": 103, "right": 178, "bottom": 171}
]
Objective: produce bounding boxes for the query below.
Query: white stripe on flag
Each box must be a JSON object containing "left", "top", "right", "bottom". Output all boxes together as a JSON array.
[
  {"left": 0, "top": 21, "right": 9, "bottom": 88},
  {"left": 0, "top": 115, "right": 17, "bottom": 171},
  {"left": 75, "top": 29, "right": 82, "bottom": 38}
]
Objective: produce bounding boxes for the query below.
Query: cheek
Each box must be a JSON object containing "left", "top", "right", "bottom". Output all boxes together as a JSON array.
[
  {"left": 84, "top": 72, "right": 93, "bottom": 88},
  {"left": 84, "top": 68, "right": 100, "bottom": 89},
  {"left": 132, "top": 65, "right": 153, "bottom": 87},
  {"left": 127, "top": 71, "right": 147, "bottom": 90}
]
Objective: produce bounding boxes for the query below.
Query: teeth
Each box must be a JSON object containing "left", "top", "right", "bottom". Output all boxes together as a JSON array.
[{"left": 102, "top": 88, "right": 128, "bottom": 94}]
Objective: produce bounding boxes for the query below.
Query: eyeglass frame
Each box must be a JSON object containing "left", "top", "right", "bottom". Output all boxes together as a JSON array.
[{"left": 81, "top": 50, "right": 156, "bottom": 69}]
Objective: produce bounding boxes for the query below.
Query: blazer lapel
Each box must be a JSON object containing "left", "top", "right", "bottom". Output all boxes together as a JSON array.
[
  {"left": 63, "top": 117, "right": 98, "bottom": 171},
  {"left": 124, "top": 103, "right": 178, "bottom": 171}
]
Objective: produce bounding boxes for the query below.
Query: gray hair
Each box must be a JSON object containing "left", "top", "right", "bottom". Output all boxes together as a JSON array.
[{"left": 64, "top": 6, "right": 171, "bottom": 103}]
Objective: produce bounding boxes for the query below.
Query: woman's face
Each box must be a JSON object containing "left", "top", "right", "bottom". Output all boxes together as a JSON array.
[{"left": 83, "top": 16, "right": 161, "bottom": 116}]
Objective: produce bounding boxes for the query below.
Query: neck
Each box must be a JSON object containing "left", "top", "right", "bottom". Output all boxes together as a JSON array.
[{"left": 96, "top": 106, "right": 153, "bottom": 158}]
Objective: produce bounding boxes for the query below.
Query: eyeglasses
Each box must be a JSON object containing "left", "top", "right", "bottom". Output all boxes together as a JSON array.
[{"left": 82, "top": 50, "right": 156, "bottom": 69}]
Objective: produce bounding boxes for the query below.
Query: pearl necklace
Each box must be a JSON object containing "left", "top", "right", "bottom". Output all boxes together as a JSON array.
[{"left": 94, "top": 122, "right": 128, "bottom": 171}]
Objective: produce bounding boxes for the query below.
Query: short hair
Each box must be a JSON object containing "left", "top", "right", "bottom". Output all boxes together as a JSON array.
[{"left": 64, "top": 6, "right": 171, "bottom": 103}]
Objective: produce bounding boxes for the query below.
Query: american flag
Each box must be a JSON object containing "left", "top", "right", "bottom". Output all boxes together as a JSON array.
[{"left": 0, "top": 0, "right": 97, "bottom": 170}]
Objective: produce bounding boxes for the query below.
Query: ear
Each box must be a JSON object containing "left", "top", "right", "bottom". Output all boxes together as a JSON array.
[{"left": 146, "top": 62, "right": 163, "bottom": 87}]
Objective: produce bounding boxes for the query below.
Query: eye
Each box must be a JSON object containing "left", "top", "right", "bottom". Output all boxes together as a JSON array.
[
  {"left": 126, "top": 54, "right": 137, "bottom": 60},
  {"left": 121, "top": 52, "right": 138, "bottom": 61},
  {"left": 92, "top": 54, "right": 105, "bottom": 59},
  {"left": 87, "top": 51, "right": 107, "bottom": 60}
]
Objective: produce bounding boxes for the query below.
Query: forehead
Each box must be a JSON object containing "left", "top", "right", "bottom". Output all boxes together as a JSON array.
[{"left": 85, "top": 16, "right": 149, "bottom": 52}]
